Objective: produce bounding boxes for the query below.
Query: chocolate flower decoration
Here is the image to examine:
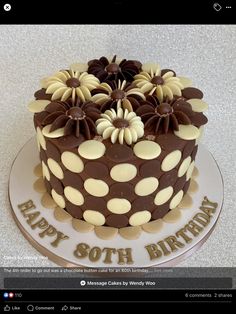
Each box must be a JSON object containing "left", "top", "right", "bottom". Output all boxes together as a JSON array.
[
  {"left": 44, "top": 70, "right": 99, "bottom": 102},
  {"left": 135, "top": 95, "right": 207, "bottom": 134},
  {"left": 134, "top": 63, "right": 184, "bottom": 103},
  {"left": 91, "top": 80, "right": 145, "bottom": 112},
  {"left": 96, "top": 107, "right": 144, "bottom": 145},
  {"left": 88, "top": 55, "right": 142, "bottom": 82},
  {"left": 41, "top": 98, "right": 101, "bottom": 139}
]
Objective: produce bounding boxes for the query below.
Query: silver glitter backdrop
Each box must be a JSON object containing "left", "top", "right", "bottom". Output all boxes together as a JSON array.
[{"left": 0, "top": 25, "right": 235, "bottom": 266}]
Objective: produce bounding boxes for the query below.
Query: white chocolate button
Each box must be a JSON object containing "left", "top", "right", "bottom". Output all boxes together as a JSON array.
[
  {"left": 42, "top": 161, "right": 50, "bottom": 181},
  {"left": 186, "top": 161, "right": 195, "bottom": 181},
  {"left": 42, "top": 124, "right": 65, "bottom": 138},
  {"left": 161, "top": 150, "right": 182, "bottom": 172},
  {"left": 178, "top": 77, "right": 192, "bottom": 88},
  {"left": 51, "top": 189, "right": 65, "bottom": 208},
  {"left": 61, "top": 151, "right": 84, "bottom": 173},
  {"left": 84, "top": 178, "right": 109, "bottom": 197},
  {"left": 72, "top": 218, "right": 94, "bottom": 233},
  {"left": 142, "top": 219, "right": 163, "bottom": 233},
  {"left": 47, "top": 158, "right": 64, "bottom": 179},
  {"left": 163, "top": 208, "right": 182, "bottom": 223},
  {"left": 28, "top": 100, "right": 50, "bottom": 113},
  {"left": 133, "top": 140, "right": 161, "bottom": 160},
  {"left": 64, "top": 186, "right": 84, "bottom": 206},
  {"left": 174, "top": 124, "right": 200, "bottom": 140},
  {"left": 129, "top": 211, "right": 151, "bottom": 226},
  {"left": 154, "top": 186, "right": 174, "bottom": 205},
  {"left": 110, "top": 163, "right": 137, "bottom": 182},
  {"left": 37, "top": 127, "right": 46, "bottom": 150},
  {"left": 195, "top": 125, "right": 204, "bottom": 145},
  {"left": 34, "top": 164, "right": 43, "bottom": 177},
  {"left": 107, "top": 198, "right": 131, "bottom": 214},
  {"left": 178, "top": 156, "right": 191, "bottom": 177},
  {"left": 119, "top": 226, "right": 142, "bottom": 240},
  {"left": 95, "top": 226, "right": 118, "bottom": 240},
  {"left": 169, "top": 190, "right": 184, "bottom": 209},
  {"left": 187, "top": 98, "right": 208, "bottom": 112},
  {"left": 83, "top": 210, "right": 105, "bottom": 226},
  {"left": 78, "top": 140, "right": 106, "bottom": 160},
  {"left": 135, "top": 177, "right": 159, "bottom": 196},
  {"left": 54, "top": 207, "right": 72, "bottom": 222},
  {"left": 33, "top": 177, "right": 46, "bottom": 193},
  {"left": 70, "top": 63, "right": 88, "bottom": 72}
]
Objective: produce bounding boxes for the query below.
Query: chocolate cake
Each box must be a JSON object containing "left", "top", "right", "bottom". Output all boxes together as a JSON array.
[{"left": 28, "top": 56, "right": 208, "bottom": 230}]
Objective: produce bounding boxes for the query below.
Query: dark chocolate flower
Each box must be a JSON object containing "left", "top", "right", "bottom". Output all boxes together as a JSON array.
[
  {"left": 88, "top": 55, "right": 142, "bottom": 82},
  {"left": 41, "top": 98, "right": 101, "bottom": 139},
  {"left": 135, "top": 95, "right": 207, "bottom": 134},
  {"left": 91, "top": 79, "right": 145, "bottom": 112}
]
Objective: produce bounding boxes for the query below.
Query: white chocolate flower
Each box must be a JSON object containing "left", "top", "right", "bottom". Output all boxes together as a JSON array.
[
  {"left": 133, "top": 63, "right": 184, "bottom": 103},
  {"left": 96, "top": 107, "right": 144, "bottom": 145},
  {"left": 44, "top": 70, "right": 99, "bottom": 102},
  {"left": 91, "top": 80, "right": 145, "bottom": 112}
]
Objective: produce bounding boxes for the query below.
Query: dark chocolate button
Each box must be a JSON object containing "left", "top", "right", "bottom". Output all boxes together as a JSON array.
[
  {"left": 40, "top": 149, "right": 47, "bottom": 163},
  {"left": 151, "top": 76, "right": 164, "bottom": 85},
  {"left": 65, "top": 201, "right": 83, "bottom": 219},
  {"left": 44, "top": 178, "right": 51, "bottom": 194},
  {"left": 191, "top": 112, "right": 208, "bottom": 127},
  {"left": 106, "top": 214, "right": 129, "bottom": 228},
  {"left": 66, "top": 78, "right": 80, "bottom": 88},
  {"left": 191, "top": 145, "right": 198, "bottom": 160},
  {"left": 152, "top": 203, "right": 170, "bottom": 219},
  {"left": 62, "top": 170, "right": 83, "bottom": 189},
  {"left": 183, "top": 180, "right": 191, "bottom": 193},
  {"left": 139, "top": 160, "right": 161, "bottom": 178},
  {"left": 110, "top": 89, "right": 125, "bottom": 100},
  {"left": 156, "top": 133, "right": 186, "bottom": 151},
  {"left": 34, "top": 111, "right": 49, "bottom": 127},
  {"left": 106, "top": 143, "right": 134, "bottom": 162},
  {"left": 182, "top": 87, "right": 203, "bottom": 100},
  {"left": 131, "top": 196, "right": 156, "bottom": 213},
  {"left": 55, "top": 135, "right": 85, "bottom": 149},
  {"left": 50, "top": 173, "right": 64, "bottom": 195},
  {"left": 34, "top": 88, "right": 52, "bottom": 100},
  {"left": 109, "top": 183, "right": 136, "bottom": 201},
  {"left": 46, "top": 140, "right": 61, "bottom": 162},
  {"left": 83, "top": 195, "right": 107, "bottom": 213},
  {"left": 159, "top": 169, "right": 178, "bottom": 189},
  {"left": 174, "top": 175, "right": 186, "bottom": 193},
  {"left": 84, "top": 161, "right": 109, "bottom": 179},
  {"left": 182, "top": 140, "right": 195, "bottom": 159}
]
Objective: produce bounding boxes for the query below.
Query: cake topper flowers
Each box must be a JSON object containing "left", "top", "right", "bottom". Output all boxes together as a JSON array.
[
  {"left": 43, "top": 70, "right": 99, "bottom": 102},
  {"left": 135, "top": 95, "right": 207, "bottom": 134},
  {"left": 133, "top": 63, "right": 184, "bottom": 103},
  {"left": 91, "top": 80, "right": 145, "bottom": 112},
  {"left": 88, "top": 55, "right": 142, "bottom": 82},
  {"left": 41, "top": 98, "right": 101, "bottom": 139},
  {"left": 96, "top": 107, "right": 144, "bottom": 145}
]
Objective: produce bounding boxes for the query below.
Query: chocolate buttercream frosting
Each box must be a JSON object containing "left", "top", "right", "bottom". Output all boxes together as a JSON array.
[
  {"left": 135, "top": 95, "right": 207, "bottom": 134},
  {"left": 41, "top": 97, "right": 101, "bottom": 139},
  {"left": 88, "top": 55, "right": 142, "bottom": 82}
]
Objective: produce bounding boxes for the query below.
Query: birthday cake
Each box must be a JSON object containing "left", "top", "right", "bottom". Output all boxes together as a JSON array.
[{"left": 28, "top": 56, "right": 208, "bottom": 237}]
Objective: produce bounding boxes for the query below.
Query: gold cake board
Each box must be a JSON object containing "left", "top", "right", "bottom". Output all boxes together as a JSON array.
[{"left": 8, "top": 137, "right": 224, "bottom": 267}]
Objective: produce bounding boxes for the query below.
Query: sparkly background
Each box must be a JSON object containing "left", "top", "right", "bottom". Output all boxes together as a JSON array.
[{"left": 0, "top": 25, "right": 235, "bottom": 267}]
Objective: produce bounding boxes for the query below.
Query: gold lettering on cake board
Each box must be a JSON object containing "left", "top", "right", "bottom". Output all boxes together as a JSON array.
[
  {"left": 73, "top": 243, "right": 133, "bottom": 265},
  {"left": 17, "top": 200, "right": 69, "bottom": 247},
  {"left": 17, "top": 196, "right": 218, "bottom": 265},
  {"left": 145, "top": 196, "right": 218, "bottom": 261}
]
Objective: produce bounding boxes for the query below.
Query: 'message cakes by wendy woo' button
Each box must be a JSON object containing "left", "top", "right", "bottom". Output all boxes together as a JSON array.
[{"left": 28, "top": 56, "right": 209, "bottom": 234}]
